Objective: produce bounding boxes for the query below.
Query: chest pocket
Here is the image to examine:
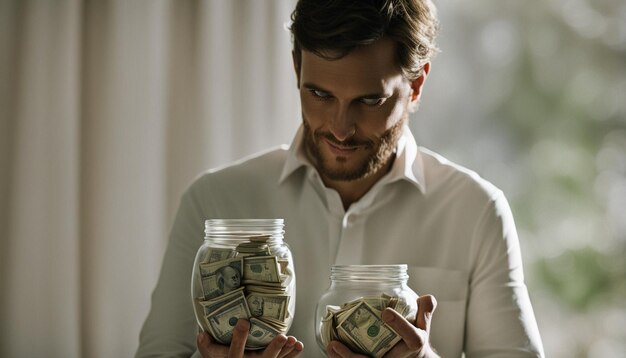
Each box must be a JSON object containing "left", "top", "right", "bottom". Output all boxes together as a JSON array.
[{"left": 407, "top": 266, "right": 468, "bottom": 358}]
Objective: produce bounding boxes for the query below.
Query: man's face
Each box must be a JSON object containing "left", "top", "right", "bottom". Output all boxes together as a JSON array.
[
  {"left": 295, "top": 37, "right": 427, "bottom": 182},
  {"left": 249, "top": 296, "right": 264, "bottom": 316},
  {"left": 221, "top": 266, "right": 241, "bottom": 292}
]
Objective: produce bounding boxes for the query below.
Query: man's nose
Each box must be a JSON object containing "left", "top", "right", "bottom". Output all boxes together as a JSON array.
[{"left": 329, "top": 103, "right": 356, "bottom": 142}]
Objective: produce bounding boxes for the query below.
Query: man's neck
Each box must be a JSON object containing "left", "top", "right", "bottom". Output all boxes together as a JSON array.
[{"left": 320, "top": 155, "right": 395, "bottom": 210}]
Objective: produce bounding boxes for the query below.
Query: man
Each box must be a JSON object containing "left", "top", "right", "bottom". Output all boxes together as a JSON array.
[{"left": 136, "top": 0, "right": 544, "bottom": 357}]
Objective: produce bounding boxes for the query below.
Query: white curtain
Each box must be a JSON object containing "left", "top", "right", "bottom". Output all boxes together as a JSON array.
[{"left": 0, "top": 1, "right": 299, "bottom": 357}]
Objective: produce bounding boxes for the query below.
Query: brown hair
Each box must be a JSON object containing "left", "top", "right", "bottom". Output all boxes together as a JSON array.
[{"left": 289, "top": 0, "right": 440, "bottom": 80}]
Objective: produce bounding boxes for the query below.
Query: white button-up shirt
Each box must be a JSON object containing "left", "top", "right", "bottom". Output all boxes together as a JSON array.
[{"left": 137, "top": 125, "right": 544, "bottom": 357}]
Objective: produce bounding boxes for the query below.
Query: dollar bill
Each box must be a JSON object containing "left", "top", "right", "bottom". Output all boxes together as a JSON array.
[
  {"left": 246, "top": 293, "right": 290, "bottom": 321},
  {"left": 246, "top": 317, "right": 280, "bottom": 349},
  {"left": 199, "top": 287, "right": 246, "bottom": 317},
  {"left": 236, "top": 243, "right": 271, "bottom": 257},
  {"left": 320, "top": 306, "right": 339, "bottom": 349},
  {"left": 206, "top": 295, "right": 251, "bottom": 344},
  {"left": 260, "top": 316, "right": 289, "bottom": 330},
  {"left": 201, "top": 247, "right": 237, "bottom": 264},
  {"left": 243, "top": 256, "right": 281, "bottom": 283},
  {"left": 199, "top": 257, "right": 243, "bottom": 299},
  {"left": 249, "top": 234, "right": 271, "bottom": 243},
  {"left": 245, "top": 284, "right": 288, "bottom": 295},
  {"left": 337, "top": 301, "right": 401, "bottom": 358}
]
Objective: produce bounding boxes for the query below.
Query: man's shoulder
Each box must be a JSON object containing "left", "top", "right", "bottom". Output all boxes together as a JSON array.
[
  {"left": 176, "top": 146, "right": 291, "bottom": 216},
  {"left": 418, "top": 147, "right": 502, "bottom": 201},
  {"left": 190, "top": 146, "right": 289, "bottom": 190}
]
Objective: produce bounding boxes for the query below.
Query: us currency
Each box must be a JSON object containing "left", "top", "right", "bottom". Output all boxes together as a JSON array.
[
  {"left": 246, "top": 292, "right": 290, "bottom": 321},
  {"left": 206, "top": 295, "right": 251, "bottom": 345},
  {"left": 199, "top": 287, "right": 246, "bottom": 317},
  {"left": 199, "top": 257, "right": 243, "bottom": 300},
  {"left": 236, "top": 242, "right": 271, "bottom": 257},
  {"left": 243, "top": 256, "right": 281, "bottom": 283},
  {"left": 196, "top": 236, "right": 295, "bottom": 349},
  {"left": 319, "top": 295, "right": 410, "bottom": 357},
  {"left": 337, "top": 301, "right": 401, "bottom": 357},
  {"left": 201, "top": 247, "right": 237, "bottom": 264},
  {"left": 246, "top": 317, "right": 280, "bottom": 349},
  {"left": 319, "top": 305, "right": 340, "bottom": 349}
]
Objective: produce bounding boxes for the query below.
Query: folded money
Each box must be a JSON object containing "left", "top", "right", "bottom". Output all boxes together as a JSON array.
[{"left": 319, "top": 294, "right": 409, "bottom": 358}]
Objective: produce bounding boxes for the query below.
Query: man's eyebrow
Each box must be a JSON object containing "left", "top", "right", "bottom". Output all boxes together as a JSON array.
[
  {"left": 302, "top": 82, "right": 391, "bottom": 99},
  {"left": 302, "top": 82, "right": 333, "bottom": 94}
]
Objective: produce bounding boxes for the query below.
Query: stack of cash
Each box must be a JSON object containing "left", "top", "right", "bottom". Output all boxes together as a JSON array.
[
  {"left": 194, "top": 236, "right": 294, "bottom": 350},
  {"left": 319, "top": 294, "right": 411, "bottom": 358}
]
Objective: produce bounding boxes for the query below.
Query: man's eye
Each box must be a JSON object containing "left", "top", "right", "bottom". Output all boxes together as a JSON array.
[
  {"left": 360, "top": 98, "right": 384, "bottom": 106},
  {"left": 309, "top": 89, "right": 331, "bottom": 99}
]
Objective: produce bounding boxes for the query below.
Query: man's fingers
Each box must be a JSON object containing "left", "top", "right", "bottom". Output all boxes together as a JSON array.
[
  {"left": 261, "top": 334, "right": 288, "bottom": 357},
  {"left": 327, "top": 341, "right": 346, "bottom": 358},
  {"left": 284, "top": 341, "right": 304, "bottom": 357},
  {"left": 228, "top": 319, "right": 250, "bottom": 358},
  {"left": 197, "top": 331, "right": 211, "bottom": 357},
  {"left": 415, "top": 294, "right": 437, "bottom": 332},
  {"left": 277, "top": 336, "right": 297, "bottom": 358},
  {"left": 381, "top": 308, "right": 426, "bottom": 351}
]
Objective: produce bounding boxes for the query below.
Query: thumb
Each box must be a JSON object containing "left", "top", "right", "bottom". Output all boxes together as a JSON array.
[{"left": 416, "top": 294, "right": 437, "bottom": 332}]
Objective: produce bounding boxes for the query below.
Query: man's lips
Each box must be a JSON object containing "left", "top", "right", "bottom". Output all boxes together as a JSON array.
[{"left": 324, "top": 138, "right": 360, "bottom": 155}]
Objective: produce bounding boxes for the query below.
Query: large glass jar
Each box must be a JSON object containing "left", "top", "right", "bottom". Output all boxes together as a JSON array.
[
  {"left": 191, "top": 219, "right": 296, "bottom": 350},
  {"left": 315, "top": 265, "right": 418, "bottom": 357}
]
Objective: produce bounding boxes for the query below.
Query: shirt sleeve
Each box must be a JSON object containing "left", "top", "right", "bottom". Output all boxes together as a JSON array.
[
  {"left": 135, "top": 184, "right": 206, "bottom": 358},
  {"left": 464, "top": 191, "right": 545, "bottom": 357}
]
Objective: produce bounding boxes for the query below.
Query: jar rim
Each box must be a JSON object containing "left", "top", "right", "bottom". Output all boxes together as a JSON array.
[
  {"left": 330, "top": 264, "right": 409, "bottom": 281},
  {"left": 205, "top": 218, "right": 284, "bottom": 233}
]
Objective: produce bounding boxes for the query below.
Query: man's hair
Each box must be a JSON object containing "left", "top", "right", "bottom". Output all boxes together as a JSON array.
[{"left": 289, "top": 0, "right": 439, "bottom": 80}]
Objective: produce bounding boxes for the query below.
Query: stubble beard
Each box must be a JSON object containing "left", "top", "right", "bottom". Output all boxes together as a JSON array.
[{"left": 303, "top": 116, "right": 407, "bottom": 182}]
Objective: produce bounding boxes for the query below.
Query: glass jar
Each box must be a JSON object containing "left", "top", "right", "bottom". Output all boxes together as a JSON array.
[
  {"left": 191, "top": 219, "right": 296, "bottom": 350},
  {"left": 315, "top": 265, "right": 418, "bottom": 357}
]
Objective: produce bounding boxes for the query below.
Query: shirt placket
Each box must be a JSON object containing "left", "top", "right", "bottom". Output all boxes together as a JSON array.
[{"left": 334, "top": 207, "right": 365, "bottom": 265}]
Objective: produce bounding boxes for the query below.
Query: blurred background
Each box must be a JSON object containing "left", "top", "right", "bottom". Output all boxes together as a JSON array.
[{"left": 0, "top": 0, "right": 624, "bottom": 357}]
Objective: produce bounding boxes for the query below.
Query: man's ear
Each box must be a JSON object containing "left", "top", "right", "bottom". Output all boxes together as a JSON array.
[
  {"left": 292, "top": 50, "right": 301, "bottom": 89},
  {"left": 409, "top": 62, "right": 430, "bottom": 108}
]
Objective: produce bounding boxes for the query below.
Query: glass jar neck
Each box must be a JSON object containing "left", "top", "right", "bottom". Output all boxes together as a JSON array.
[
  {"left": 204, "top": 218, "right": 284, "bottom": 244},
  {"left": 330, "top": 265, "right": 409, "bottom": 285}
]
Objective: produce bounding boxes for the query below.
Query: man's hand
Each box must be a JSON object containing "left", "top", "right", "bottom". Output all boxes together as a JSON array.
[
  {"left": 197, "top": 319, "right": 304, "bottom": 358},
  {"left": 326, "top": 295, "right": 439, "bottom": 358}
]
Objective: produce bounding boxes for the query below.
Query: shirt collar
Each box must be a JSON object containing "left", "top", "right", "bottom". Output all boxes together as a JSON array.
[{"left": 278, "top": 124, "right": 425, "bottom": 193}]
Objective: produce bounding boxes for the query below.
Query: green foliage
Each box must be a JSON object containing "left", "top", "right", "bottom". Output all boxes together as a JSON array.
[{"left": 534, "top": 246, "right": 626, "bottom": 311}]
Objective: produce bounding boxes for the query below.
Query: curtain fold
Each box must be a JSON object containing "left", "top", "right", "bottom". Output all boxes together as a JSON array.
[
  {"left": 2, "top": 1, "right": 82, "bottom": 356},
  {"left": 0, "top": 1, "right": 298, "bottom": 357}
]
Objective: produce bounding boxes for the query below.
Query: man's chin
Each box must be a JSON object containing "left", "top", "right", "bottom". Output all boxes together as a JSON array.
[{"left": 319, "top": 163, "right": 369, "bottom": 182}]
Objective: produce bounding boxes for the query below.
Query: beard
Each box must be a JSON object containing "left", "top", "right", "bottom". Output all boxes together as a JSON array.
[{"left": 303, "top": 116, "right": 407, "bottom": 182}]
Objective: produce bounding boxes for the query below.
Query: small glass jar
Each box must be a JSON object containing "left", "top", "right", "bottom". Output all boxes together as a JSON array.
[
  {"left": 191, "top": 219, "right": 296, "bottom": 350},
  {"left": 315, "top": 265, "right": 418, "bottom": 357}
]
